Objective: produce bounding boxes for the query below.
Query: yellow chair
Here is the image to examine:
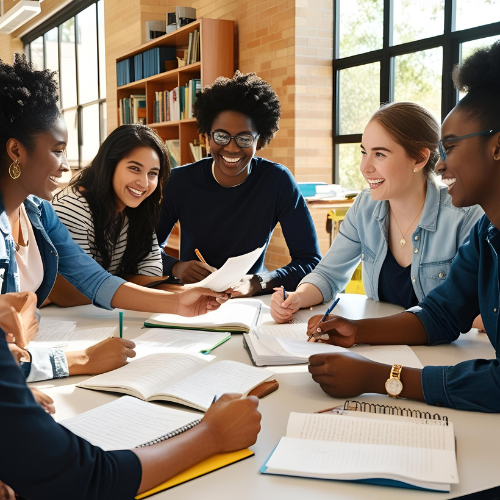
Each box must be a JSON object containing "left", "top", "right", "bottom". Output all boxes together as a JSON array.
[{"left": 326, "top": 209, "right": 365, "bottom": 295}]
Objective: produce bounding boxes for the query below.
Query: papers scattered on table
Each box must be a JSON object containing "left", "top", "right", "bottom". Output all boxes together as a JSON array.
[
  {"left": 145, "top": 299, "right": 262, "bottom": 333},
  {"left": 132, "top": 328, "right": 231, "bottom": 358},
  {"left": 186, "top": 245, "right": 265, "bottom": 292},
  {"left": 30, "top": 318, "right": 116, "bottom": 351},
  {"left": 243, "top": 324, "right": 423, "bottom": 368}
]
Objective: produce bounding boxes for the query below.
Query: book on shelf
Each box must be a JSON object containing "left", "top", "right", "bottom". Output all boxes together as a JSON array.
[
  {"left": 153, "top": 78, "right": 200, "bottom": 124},
  {"left": 119, "top": 94, "right": 146, "bottom": 125},
  {"left": 77, "top": 353, "right": 275, "bottom": 411},
  {"left": 116, "top": 58, "right": 134, "bottom": 87},
  {"left": 261, "top": 403, "right": 458, "bottom": 492},
  {"left": 145, "top": 299, "right": 262, "bottom": 333},
  {"left": 165, "top": 139, "right": 180, "bottom": 168},
  {"left": 243, "top": 324, "right": 424, "bottom": 368}
]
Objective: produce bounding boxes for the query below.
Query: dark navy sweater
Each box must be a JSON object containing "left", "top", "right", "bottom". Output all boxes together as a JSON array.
[
  {"left": 0, "top": 333, "right": 142, "bottom": 499},
  {"left": 158, "top": 157, "right": 321, "bottom": 292}
]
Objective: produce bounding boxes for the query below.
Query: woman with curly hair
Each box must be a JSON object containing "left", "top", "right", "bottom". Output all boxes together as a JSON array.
[
  {"left": 0, "top": 54, "right": 228, "bottom": 382},
  {"left": 304, "top": 42, "right": 500, "bottom": 413},
  {"left": 158, "top": 71, "right": 322, "bottom": 297}
]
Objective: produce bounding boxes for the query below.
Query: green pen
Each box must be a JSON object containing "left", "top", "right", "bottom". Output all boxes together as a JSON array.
[{"left": 119, "top": 311, "right": 123, "bottom": 338}]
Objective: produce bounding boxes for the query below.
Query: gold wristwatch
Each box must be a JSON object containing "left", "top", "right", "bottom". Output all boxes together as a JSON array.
[{"left": 385, "top": 364, "right": 403, "bottom": 398}]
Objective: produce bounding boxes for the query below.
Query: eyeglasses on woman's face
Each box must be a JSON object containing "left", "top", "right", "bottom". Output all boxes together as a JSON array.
[
  {"left": 210, "top": 130, "right": 259, "bottom": 149},
  {"left": 439, "top": 128, "right": 500, "bottom": 162}
]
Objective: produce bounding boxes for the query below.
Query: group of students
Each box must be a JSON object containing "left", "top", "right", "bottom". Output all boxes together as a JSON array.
[{"left": 0, "top": 39, "right": 500, "bottom": 498}]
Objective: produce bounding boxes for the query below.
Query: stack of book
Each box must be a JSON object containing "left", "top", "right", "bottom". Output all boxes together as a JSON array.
[
  {"left": 119, "top": 94, "right": 146, "bottom": 125},
  {"left": 186, "top": 29, "right": 200, "bottom": 65},
  {"left": 116, "top": 58, "right": 134, "bottom": 86},
  {"left": 153, "top": 78, "right": 201, "bottom": 123},
  {"left": 142, "top": 46, "right": 177, "bottom": 79}
]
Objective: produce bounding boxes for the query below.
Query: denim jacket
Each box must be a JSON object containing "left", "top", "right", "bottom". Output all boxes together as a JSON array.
[
  {"left": 0, "top": 194, "right": 125, "bottom": 381},
  {"left": 299, "top": 178, "right": 484, "bottom": 303},
  {"left": 410, "top": 215, "right": 500, "bottom": 412}
]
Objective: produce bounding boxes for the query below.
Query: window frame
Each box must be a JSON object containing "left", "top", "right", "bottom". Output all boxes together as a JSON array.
[
  {"left": 332, "top": 0, "right": 500, "bottom": 184},
  {"left": 22, "top": 0, "right": 105, "bottom": 169}
]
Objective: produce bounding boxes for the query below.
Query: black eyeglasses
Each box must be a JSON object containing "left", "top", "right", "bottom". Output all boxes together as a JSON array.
[
  {"left": 439, "top": 128, "right": 500, "bottom": 162},
  {"left": 210, "top": 131, "right": 259, "bottom": 149}
]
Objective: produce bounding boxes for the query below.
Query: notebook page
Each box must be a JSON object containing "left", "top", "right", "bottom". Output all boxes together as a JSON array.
[
  {"left": 35, "top": 319, "right": 77, "bottom": 340},
  {"left": 30, "top": 326, "right": 117, "bottom": 351},
  {"left": 59, "top": 396, "right": 199, "bottom": 451},
  {"left": 148, "top": 300, "right": 261, "bottom": 329},
  {"left": 265, "top": 412, "right": 458, "bottom": 484},
  {"left": 132, "top": 329, "right": 229, "bottom": 357},
  {"left": 252, "top": 324, "right": 307, "bottom": 340},
  {"left": 159, "top": 360, "right": 274, "bottom": 410},
  {"left": 79, "top": 353, "right": 210, "bottom": 400},
  {"left": 277, "top": 338, "right": 348, "bottom": 356},
  {"left": 186, "top": 245, "right": 265, "bottom": 292}
]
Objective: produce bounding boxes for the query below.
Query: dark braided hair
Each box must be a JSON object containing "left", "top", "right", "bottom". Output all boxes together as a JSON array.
[
  {"left": 452, "top": 41, "right": 500, "bottom": 130},
  {"left": 55, "top": 124, "right": 170, "bottom": 277},
  {"left": 0, "top": 53, "right": 60, "bottom": 167},
  {"left": 193, "top": 71, "right": 281, "bottom": 149}
]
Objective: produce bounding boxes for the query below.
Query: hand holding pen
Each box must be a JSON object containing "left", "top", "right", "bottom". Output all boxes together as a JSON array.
[
  {"left": 307, "top": 297, "right": 341, "bottom": 342},
  {"left": 305, "top": 306, "right": 359, "bottom": 347},
  {"left": 270, "top": 287, "right": 301, "bottom": 323}
]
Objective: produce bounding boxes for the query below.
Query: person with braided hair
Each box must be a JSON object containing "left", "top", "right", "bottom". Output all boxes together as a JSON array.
[
  {"left": 0, "top": 55, "right": 230, "bottom": 382},
  {"left": 158, "top": 71, "right": 322, "bottom": 296},
  {"left": 303, "top": 42, "right": 500, "bottom": 413}
]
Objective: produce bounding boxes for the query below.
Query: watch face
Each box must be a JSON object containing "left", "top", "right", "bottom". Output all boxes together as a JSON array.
[{"left": 385, "top": 378, "right": 403, "bottom": 396}]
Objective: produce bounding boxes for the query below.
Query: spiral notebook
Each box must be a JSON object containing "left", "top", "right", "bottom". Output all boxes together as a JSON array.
[{"left": 260, "top": 401, "right": 458, "bottom": 493}]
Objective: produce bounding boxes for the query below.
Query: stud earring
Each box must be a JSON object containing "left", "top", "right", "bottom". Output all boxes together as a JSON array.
[
  {"left": 413, "top": 168, "right": 417, "bottom": 173},
  {"left": 494, "top": 155, "right": 500, "bottom": 161},
  {"left": 9, "top": 159, "right": 21, "bottom": 179}
]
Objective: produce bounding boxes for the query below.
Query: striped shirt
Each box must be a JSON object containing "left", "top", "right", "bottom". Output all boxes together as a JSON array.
[{"left": 53, "top": 188, "right": 163, "bottom": 277}]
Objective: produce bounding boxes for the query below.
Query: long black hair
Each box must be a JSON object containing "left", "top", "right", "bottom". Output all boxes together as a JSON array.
[
  {"left": 0, "top": 54, "right": 60, "bottom": 169},
  {"left": 58, "top": 124, "right": 170, "bottom": 277}
]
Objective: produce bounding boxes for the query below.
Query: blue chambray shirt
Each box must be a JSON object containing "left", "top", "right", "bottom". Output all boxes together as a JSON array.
[
  {"left": 0, "top": 193, "right": 125, "bottom": 381},
  {"left": 299, "top": 177, "right": 484, "bottom": 303},
  {"left": 409, "top": 215, "right": 500, "bottom": 412}
]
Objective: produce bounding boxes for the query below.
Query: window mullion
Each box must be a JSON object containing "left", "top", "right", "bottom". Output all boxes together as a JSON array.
[
  {"left": 380, "top": 0, "right": 393, "bottom": 105},
  {"left": 442, "top": 0, "right": 457, "bottom": 122}
]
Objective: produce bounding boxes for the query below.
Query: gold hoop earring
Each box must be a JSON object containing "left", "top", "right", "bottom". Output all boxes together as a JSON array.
[{"left": 9, "top": 159, "right": 21, "bottom": 179}]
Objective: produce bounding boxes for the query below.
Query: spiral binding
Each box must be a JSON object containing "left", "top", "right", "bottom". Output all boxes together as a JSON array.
[
  {"left": 343, "top": 400, "right": 449, "bottom": 425},
  {"left": 136, "top": 419, "right": 202, "bottom": 448}
]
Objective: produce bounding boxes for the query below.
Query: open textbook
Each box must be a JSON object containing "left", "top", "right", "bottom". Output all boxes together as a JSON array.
[
  {"left": 145, "top": 299, "right": 262, "bottom": 333},
  {"left": 261, "top": 411, "right": 458, "bottom": 492},
  {"left": 78, "top": 353, "right": 275, "bottom": 411},
  {"left": 243, "top": 324, "right": 423, "bottom": 368},
  {"left": 186, "top": 245, "right": 265, "bottom": 292}
]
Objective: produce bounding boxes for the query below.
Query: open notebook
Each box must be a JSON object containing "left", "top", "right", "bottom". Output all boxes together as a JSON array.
[
  {"left": 78, "top": 353, "right": 275, "bottom": 411},
  {"left": 261, "top": 409, "right": 458, "bottom": 492},
  {"left": 145, "top": 299, "right": 262, "bottom": 333},
  {"left": 243, "top": 324, "right": 423, "bottom": 368},
  {"left": 59, "top": 397, "right": 254, "bottom": 499}
]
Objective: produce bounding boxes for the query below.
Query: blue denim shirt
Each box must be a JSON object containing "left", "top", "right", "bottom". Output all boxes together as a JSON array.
[
  {"left": 409, "top": 215, "right": 500, "bottom": 412},
  {"left": 300, "top": 178, "right": 484, "bottom": 303},
  {"left": 0, "top": 194, "right": 125, "bottom": 381}
]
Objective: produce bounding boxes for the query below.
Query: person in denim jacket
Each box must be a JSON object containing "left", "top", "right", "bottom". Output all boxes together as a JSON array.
[
  {"left": 0, "top": 55, "right": 228, "bottom": 382},
  {"left": 305, "top": 41, "right": 500, "bottom": 412},
  {"left": 271, "top": 102, "right": 483, "bottom": 322}
]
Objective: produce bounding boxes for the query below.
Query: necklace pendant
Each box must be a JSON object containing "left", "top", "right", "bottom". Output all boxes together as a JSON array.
[{"left": 400, "top": 238, "right": 406, "bottom": 246}]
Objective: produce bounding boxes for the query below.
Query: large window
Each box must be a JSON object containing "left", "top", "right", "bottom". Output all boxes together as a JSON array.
[
  {"left": 334, "top": 0, "right": 500, "bottom": 190},
  {"left": 23, "top": 0, "right": 106, "bottom": 168}
]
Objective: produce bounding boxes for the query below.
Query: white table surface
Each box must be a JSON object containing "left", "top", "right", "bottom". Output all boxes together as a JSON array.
[{"left": 34, "top": 294, "right": 500, "bottom": 499}]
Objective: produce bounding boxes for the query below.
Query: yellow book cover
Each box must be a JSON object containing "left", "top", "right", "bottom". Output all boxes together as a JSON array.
[{"left": 135, "top": 448, "right": 254, "bottom": 499}]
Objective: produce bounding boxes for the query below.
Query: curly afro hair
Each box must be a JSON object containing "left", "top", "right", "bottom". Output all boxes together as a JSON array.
[
  {"left": 452, "top": 41, "right": 500, "bottom": 129},
  {"left": 193, "top": 71, "right": 281, "bottom": 149},
  {"left": 0, "top": 53, "right": 60, "bottom": 166}
]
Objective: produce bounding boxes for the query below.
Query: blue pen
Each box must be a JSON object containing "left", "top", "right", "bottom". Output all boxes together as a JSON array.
[
  {"left": 308, "top": 297, "right": 340, "bottom": 342},
  {"left": 282, "top": 286, "right": 287, "bottom": 301}
]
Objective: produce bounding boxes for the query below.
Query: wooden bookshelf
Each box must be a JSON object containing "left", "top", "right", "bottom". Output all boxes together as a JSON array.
[
  {"left": 116, "top": 18, "right": 234, "bottom": 166},
  {"left": 116, "top": 19, "right": 234, "bottom": 257}
]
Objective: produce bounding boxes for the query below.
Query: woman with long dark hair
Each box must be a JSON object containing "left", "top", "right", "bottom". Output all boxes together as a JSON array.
[{"left": 50, "top": 124, "right": 172, "bottom": 306}]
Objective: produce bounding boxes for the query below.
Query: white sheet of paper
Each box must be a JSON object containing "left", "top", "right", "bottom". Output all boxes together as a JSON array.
[
  {"left": 59, "top": 396, "right": 199, "bottom": 450},
  {"left": 30, "top": 326, "right": 116, "bottom": 351},
  {"left": 132, "top": 328, "right": 229, "bottom": 358},
  {"left": 186, "top": 245, "right": 265, "bottom": 292},
  {"left": 36, "top": 319, "right": 77, "bottom": 340}
]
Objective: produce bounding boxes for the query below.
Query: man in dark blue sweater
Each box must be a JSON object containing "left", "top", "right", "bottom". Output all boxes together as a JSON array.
[{"left": 158, "top": 72, "right": 321, "bottom": 296}]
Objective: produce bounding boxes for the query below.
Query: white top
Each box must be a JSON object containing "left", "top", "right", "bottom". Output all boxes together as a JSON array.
[
  {"left": 15, "top": 204, "right": 44, "bottom": 293},
  {"left": 52, "top": 188, "right": 163, "bottom": 277}
]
